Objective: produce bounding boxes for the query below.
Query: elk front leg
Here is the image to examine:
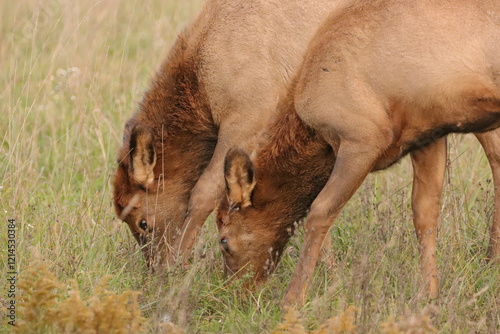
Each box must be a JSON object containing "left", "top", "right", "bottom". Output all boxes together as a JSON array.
[
  {"left": 319, "top": 233, "right": 335, "bottom": 269},
  {"left": 475, "top": 130, "right": 500, "bottom": 263},
  {"left": 283, "top": 138, "right": 389, "bottom": 306},
  {"left": 171, "top": 148, "right": 224, "bottom": 262},
  {"left": 410, "top": 137, "right": 447, "bottom": 300}
]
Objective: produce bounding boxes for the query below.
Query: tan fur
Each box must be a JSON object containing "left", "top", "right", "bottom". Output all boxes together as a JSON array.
[
  {"left": 112, "top": 0, "right": 341, "bottom": 266},
  {"left": 217, "top": 0, "right": 500, "bottom": 306}
]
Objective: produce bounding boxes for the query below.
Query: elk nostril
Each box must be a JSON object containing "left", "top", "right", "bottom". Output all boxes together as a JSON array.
[{"left": 139, "top": 219, "right": 148, "bottom": 231}]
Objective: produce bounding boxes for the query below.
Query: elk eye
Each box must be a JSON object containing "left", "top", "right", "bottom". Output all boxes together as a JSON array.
[
  {"left": 139, "top": 219, "right": 148, "bottom": 231},
  {"left": 220, "top": 238, "right": 229, "bottom": 252}
]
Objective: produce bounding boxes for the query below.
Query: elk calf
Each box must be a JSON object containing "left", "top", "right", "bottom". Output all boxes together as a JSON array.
[{"left": 218, "top": 0, "right": 500, "bottom": 305}]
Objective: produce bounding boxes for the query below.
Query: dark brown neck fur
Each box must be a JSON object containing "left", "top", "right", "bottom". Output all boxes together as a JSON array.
[
  {"left": 253, "top": 85, "right": 335, "bottom": 236},
  {"left": 136, "top": 32, "right": 216, "bottom": 139},
  {"left": 119, "top": 32, "right": 218, "bottom": 187}
]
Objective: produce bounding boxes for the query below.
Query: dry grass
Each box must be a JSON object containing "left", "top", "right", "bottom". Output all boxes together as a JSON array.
[
  {"left": 13, "top": 249, "right": 145, "bottom": 333},
  {"left": 1, "top": 0, "right": 499, "bottom": 333},
  {"left": 271, "top": 307, "right": 358, "bottom": 334}
]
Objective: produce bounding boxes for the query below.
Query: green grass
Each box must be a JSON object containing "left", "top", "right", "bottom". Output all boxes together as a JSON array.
[{"left": 1, "top": 0, "right": 499, "bottom": 332}]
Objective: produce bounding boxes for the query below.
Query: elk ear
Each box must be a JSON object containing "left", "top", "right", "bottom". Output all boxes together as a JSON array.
[
  {"left": 224, "top": 148, "right": 256, "bottom": 208},
  {"left": 129, "top": 125, "right": 156, "bottom": 187}
]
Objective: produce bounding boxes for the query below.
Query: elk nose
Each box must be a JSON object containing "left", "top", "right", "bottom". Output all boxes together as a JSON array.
[{"left": 223, "top": 262, "right": 235, "bottom": 278}]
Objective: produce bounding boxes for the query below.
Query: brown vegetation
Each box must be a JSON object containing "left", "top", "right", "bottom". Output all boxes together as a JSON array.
[{"left": 13, "top": 252, "right": 145, "bottom": 333}]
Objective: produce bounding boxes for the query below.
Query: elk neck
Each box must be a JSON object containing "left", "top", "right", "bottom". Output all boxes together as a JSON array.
[
  {"left": 252, "top": 86, "right": 335, "bottom": 231},
  {"left": 125, "top": 32, "right": 218, "bottom": 180}
]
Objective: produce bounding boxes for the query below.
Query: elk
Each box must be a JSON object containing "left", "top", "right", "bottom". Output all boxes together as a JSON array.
[
  {"left": 112, "top": 0, "right": 341, "bottom": 267},
  {"left": 219, "top": 0, "right": 500, "bottom": 305}
]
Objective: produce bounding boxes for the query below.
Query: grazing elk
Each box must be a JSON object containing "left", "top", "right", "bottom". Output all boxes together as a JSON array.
[
  {"left": 113, "top": 0, "right": 341, "bottom": 267},
  {"left": 219, "top": 0, "right": 500, "bottom": 305}
]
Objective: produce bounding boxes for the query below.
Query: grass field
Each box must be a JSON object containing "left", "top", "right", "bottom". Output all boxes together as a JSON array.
[{"left": 1, "top": 0, "right": 499, "bottom": 332}]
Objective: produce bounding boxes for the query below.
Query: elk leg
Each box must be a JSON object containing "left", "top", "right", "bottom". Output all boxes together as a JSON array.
[
  {"left": 319, "top": 232, "right": 335, "bottom": 269},
  {"left": 410, "top": 137, "right": 447, "bottom": 299},
  {"left": 172, "top": 156, "right": 224, "bottom": 262},
  {"left": 475, "top": 129, "right": 500, "bottom": 263},
  {"left": 283, "top": 137, "right": 389, "bottom": 306}
]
